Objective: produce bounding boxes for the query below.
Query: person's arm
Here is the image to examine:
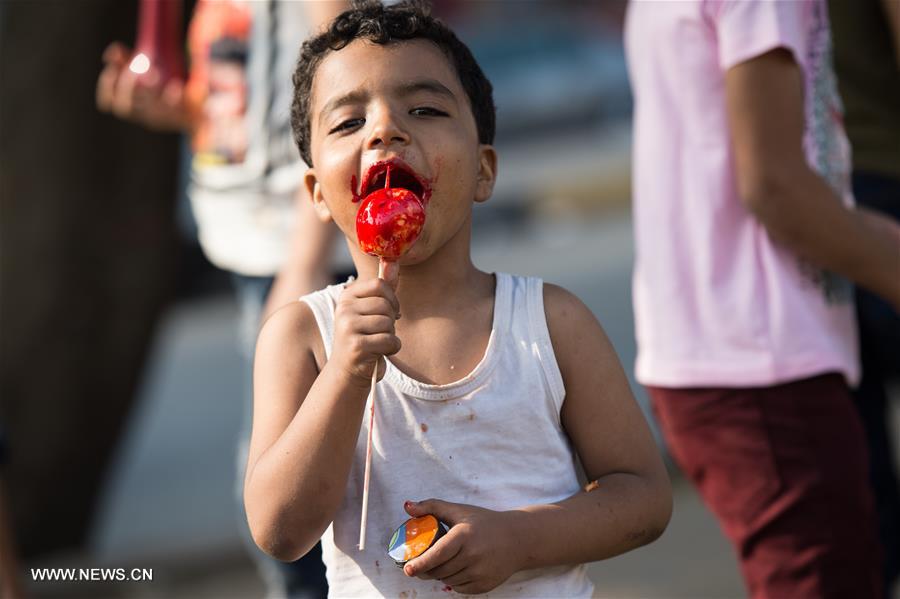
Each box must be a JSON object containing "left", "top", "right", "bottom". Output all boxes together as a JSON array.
[
  {"left": 725, "top": 48, "right": 900, "bottom": 310},
  {"left": 401, "top": 285, "right": 672, "bottom": 595},
  {"left": 259, "top": 0, "right": 349, "bottom": 317},
  {"left": 881, "top": 0, "right": 900, "bottom": 67},
  {"left": 244, "top": 274, "right": 401, "bottom": 561},
  {"left": 512, "top": 285, "right": 673, "bottom": 563},
  {"left": 262, "top": 185, "right": 337, "bottom": 320},
  {"left": 96, "top": 42, "right": 195, "bottom": 132}
]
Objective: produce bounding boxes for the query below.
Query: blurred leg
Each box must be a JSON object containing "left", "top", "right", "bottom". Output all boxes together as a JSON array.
[
  {"left": 852, "top": 171, "right": 900, "bottom": 594},
  {"left": 649, "top": 374, "right": 882, "bottom": 598},
  {"left": 855, "top": 359, "right": 900, "bottom": 595}
]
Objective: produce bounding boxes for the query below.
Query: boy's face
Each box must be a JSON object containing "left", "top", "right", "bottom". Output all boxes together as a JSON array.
[{"left": 304, "top": 38, "right": 496, "bottom": 265}]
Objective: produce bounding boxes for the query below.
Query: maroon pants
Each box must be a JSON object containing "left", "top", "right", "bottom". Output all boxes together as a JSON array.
[{"left": 649, "top": 373, "right": 882, "bottom": 598}]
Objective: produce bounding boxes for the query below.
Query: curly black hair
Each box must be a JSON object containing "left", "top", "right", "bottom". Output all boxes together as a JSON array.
[{"left": 291, "top": 0, "right": 495, "bottom": 166}]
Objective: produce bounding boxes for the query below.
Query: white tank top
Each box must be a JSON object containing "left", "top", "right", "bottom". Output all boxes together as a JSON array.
[{"left": 301, "top": 272, "right": 595, "bottom": 598}]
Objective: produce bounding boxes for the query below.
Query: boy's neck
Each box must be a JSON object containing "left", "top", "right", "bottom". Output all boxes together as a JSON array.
[{"left": 350, "top": 217, "right": 493, "bottom": 317}]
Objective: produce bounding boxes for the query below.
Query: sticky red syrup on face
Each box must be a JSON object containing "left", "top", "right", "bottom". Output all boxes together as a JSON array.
[
  {"left": 351, "top": 175, "right": 362, "bottom": 203},
  {"left": 418, "top": 183, "right": 432, "bottom": 206}
]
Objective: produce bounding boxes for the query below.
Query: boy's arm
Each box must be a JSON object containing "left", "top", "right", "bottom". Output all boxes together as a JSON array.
[
  {"left": 510, "top": 285, "right": 673, "bottom": 564},
  {"left": 244, "top": 277, "right": 400, "bottom": 561},
  {"left": 403, "top": 285, "right": 672, "bottom": 594},
  {"left": 725, "top": 48, "right": 900, "bottom": 310}
]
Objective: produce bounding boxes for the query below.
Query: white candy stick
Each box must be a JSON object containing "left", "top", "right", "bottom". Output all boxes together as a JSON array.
[{"left": 359, "top": 257, "right": 388, "bottom": 551}]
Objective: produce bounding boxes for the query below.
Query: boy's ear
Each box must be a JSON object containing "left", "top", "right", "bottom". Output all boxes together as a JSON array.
[
  {"left": 304, "top": 168, "right": 334, "bottom": 223},
  {"left": 474, "top": 144, "right": 498, "bottom": 204}
]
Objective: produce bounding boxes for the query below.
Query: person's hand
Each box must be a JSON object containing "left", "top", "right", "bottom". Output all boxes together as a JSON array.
[
  {"left": 96, "top": 42, "right": 191, "bottom": 132},
  {"left": 329, "top": 273, "right": 401, "bottom": 390},
  {"left": 857, "top": 208, "right": 900, "bottom": 313},
  {"left": 401, "top": 499, "right": 522, "bottom": 595}
]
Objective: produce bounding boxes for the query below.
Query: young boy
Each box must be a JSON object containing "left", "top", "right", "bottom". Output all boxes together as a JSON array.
[{"left": 244, "top": 2, "right": 672, "bottom": 596}]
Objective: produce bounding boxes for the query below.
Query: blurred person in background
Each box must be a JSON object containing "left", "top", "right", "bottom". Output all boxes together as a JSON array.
[
  {"left": 96, "top": 1, "right": 347, "bottom": 596},
  {"left": 830, "top": 0, "right": 900, "bottom": 593},
  {"left": 1, "top": 0, "right": 184, "bottom": 581},
  {"left": 626, "top": 0, "right": 900, "bottom": 596}
]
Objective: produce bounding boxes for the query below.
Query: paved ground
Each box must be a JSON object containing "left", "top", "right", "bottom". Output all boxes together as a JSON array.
[{"left": 27, "top": 212, "right": 899, "bottom": 598}]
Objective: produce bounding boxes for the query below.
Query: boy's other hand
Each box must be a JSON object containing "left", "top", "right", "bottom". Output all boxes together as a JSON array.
[
  {"left": 402, "top": 499, "right": 521, "bottom": 595},
  {"left": 330, "top": 277, "right": 401, "bottom": 390}
]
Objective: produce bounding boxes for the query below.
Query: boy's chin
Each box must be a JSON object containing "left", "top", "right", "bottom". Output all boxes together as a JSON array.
[
  {"left": 394, "top": 232, "right": 435, "bottom": 266},
  {"left": 355, "top": 246, "right": 430, "bottom": 270},
  {"left": 394, "top": 247, "right": 431, "bottom": 267}
]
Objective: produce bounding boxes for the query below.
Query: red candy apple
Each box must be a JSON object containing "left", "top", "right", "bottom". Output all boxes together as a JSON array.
[{"left": 355, "top": 186, "right": 425, "bottom": 260}]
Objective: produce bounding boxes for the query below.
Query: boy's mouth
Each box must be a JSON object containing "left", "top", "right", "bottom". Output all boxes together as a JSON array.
[{"left": 354, "top": 158, "right": 431, "bottom": 203}]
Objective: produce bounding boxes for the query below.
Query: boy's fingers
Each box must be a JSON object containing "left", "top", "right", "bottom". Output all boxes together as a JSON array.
[
  {"left": 349, "top": 278, "right": 400, "bottom": 314},
  {"left": 403, "top": 532, "right": 462, "bottom": 578},
  {"left": 353, "top": 297, "right": 397, "bottom": 318},
  {"left": 439, "top": 568, "right": 473, "bottom": 588},
  {"left": 421, "top": 551, "right": 468, "bottom": 582},
  {"left": 450, "top": 580, "right": 482, "bottom": 595},
  {"left": 347, "top": 276, "right": 384, "bottom": 297},
  {"left": 354, "top": 314, "right": 395, "bottom": 336},
  {"left": 343, "top": 279, "right": 400, "bottom": 314},
  {"left": 362, "top": 333, "right": 401, "bottom": 357},
  {"left": 374, "top": 279, "right": 400, "bottom": 314},
  {"left": 405, "top": 498, "right": 467, "bottom": 525}
]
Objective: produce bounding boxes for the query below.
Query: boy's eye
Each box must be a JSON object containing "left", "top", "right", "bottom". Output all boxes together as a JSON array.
[
  {"left": 329, "top": 118, "right": 364, "bottom": 135},
  {"left": 410, "top": 107, "right": 448, "bottom": 117}
]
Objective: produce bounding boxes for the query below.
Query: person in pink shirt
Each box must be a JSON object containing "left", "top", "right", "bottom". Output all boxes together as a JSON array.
[{"left": 626, "top": 0, "right": 900, "bottom": 596}]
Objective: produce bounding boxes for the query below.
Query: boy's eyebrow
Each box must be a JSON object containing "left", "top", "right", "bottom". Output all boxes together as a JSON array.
[
  {"left": 394, "top": 79, "right": 457, "bottom": 101},
  {"left": 318, "top": 79, "right": 457, "bottom": 125},
  {"left": 319, "top": 90, "right": 369, "bottom": 126}
]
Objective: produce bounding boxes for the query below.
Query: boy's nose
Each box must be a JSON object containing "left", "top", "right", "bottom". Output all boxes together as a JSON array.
[{"left": 365, "top": 109, "right": 410, "bottom": 150}]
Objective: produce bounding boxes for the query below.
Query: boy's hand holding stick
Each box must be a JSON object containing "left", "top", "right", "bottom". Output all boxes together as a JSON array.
[{"left": 354, "top": 165, "right": 426, "bottom": 549}]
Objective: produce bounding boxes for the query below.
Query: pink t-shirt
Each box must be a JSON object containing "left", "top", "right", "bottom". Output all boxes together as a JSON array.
[{"left": 625, "top": 0, "right": 859, "bottom": 388}]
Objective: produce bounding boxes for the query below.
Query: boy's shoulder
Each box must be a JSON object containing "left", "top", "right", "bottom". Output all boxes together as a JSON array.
[
  {"left": 258, "top": 295, "right": 328, "bottom": 373},
  {"left": 539, "top": 281, "right": 614, "bottom": 371},
  {"left": 501, "top": 274, "right": 597, "bottom": 336},
  {"left": 541, "top": 282, "right": 596, "bottom": 330}
]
